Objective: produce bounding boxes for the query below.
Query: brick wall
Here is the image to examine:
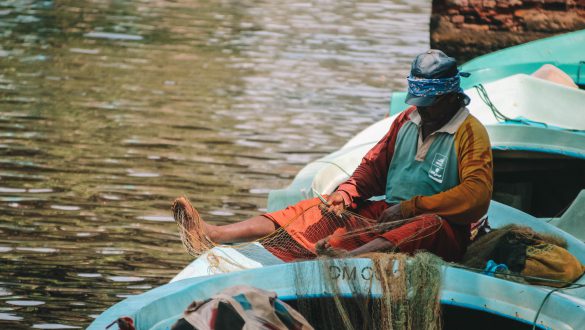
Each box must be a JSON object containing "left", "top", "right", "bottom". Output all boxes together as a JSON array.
[{"left": 431, "top": 0, "right": 585, "bottom": 62}]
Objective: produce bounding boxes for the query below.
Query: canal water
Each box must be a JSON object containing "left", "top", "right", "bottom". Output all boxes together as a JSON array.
[{"left": 0, "top": 0, "right": 430, "bottom": 328}]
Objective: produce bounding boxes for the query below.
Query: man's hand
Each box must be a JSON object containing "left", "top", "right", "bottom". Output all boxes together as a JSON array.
[
  {"left": 378, "top": 204, "right": 403, "bottom": 223},
  {"left": 325, "top": 191, "right": 347, "bottom": 217}
]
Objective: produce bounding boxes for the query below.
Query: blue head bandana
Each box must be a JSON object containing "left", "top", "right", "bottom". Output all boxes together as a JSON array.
[{"left": 407, "top": 72, "right": 470, "bottom": 98}]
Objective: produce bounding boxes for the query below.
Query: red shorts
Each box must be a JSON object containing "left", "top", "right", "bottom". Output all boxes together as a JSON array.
[{"left": 263, "top": 197, "right": 470, "bottom": 262}]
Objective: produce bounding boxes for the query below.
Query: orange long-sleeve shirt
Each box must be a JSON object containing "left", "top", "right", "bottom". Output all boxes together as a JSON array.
[{"left": 337, "top": 106, "right": 493, "bottom": 225}]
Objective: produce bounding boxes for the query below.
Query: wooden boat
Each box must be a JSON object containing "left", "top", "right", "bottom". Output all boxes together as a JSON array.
[{"left": 389, "top": 29, "right": 585, "bottom": 116}]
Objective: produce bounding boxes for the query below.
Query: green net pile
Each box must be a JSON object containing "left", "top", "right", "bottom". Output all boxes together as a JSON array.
[{"left": 293, "top": 252, "right": 443, "bottom": 330}]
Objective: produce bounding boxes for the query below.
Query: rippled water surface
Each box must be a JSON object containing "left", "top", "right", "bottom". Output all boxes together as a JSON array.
[{"left": 0, "top": 0, "right": 430, "bottom": 327}]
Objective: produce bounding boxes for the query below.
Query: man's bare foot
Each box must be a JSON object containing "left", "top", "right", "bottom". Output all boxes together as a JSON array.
[
  {"left": 316, "top": 237, "right": 349, "bottom": 258},
  {"left": 172, "top": 196, "right": 214, "bottom": 256}
]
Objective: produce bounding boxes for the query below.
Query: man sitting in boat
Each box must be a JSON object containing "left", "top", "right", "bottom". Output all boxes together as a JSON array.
[{"left": 173, "top": 49, "right": 493, "bottom": 262}]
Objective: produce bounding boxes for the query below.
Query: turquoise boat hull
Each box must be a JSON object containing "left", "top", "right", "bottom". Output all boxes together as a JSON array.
[
  {"left": 89, "top": 202, "right": 585, "bottom": 330},
  {"left": 390, "top": 29, "right": 585, "bottom": 116}
]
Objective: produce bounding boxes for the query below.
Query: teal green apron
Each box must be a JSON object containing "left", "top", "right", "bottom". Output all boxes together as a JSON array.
[{"left": 386, "top": 121, "right": 460, "bottom": 204}]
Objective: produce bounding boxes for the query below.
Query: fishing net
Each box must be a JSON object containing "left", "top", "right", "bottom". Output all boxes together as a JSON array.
[
  {"left": 173, "top": 197, "right": 445, "bottom": 329},
  {"left": 173, "top": 196, "right": 444, "bottom": 264},
  {"left": 462, "top": 224, "right": 585, "bottom": 287},
  {"left": 292, "top": 252, "right": 443, "bottom": 330},
  {"left": 462, "top": 224, "right": 567, "bottom": 271}
]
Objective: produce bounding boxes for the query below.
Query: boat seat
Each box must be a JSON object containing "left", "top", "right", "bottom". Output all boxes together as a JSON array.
[{"left": 548, "top": 190, "right": 585, "bottom": 242}]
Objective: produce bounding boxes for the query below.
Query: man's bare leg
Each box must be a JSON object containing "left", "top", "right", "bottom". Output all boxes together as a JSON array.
[
  {"left": 173, "top": 197, "right": 276, "bottom": 245},
  {"left": 207, "top": 215, "right": 276, "bottom": 243}
]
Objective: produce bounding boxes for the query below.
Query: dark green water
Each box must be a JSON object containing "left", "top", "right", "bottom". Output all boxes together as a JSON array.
[{"left": 0, "top": 0, "right": 430, "bottom": 328}]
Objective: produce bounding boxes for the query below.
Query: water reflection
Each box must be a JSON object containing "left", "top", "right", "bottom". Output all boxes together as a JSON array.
[{"left": 0, "top": 0, "right": 430, "bottom": 327}]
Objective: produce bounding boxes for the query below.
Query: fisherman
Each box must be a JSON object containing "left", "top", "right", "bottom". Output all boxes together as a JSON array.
[{"left": 173, "top": 50, "right": 493, "bottom": 262}]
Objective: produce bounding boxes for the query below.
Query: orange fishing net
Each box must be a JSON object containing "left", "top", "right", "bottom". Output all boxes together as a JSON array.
[
  {"left": 172, "top": 196, "right": 445, "bottom": 262},
  {"left": 173, "top": 196, "right": 445, "bottom": 329}
]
